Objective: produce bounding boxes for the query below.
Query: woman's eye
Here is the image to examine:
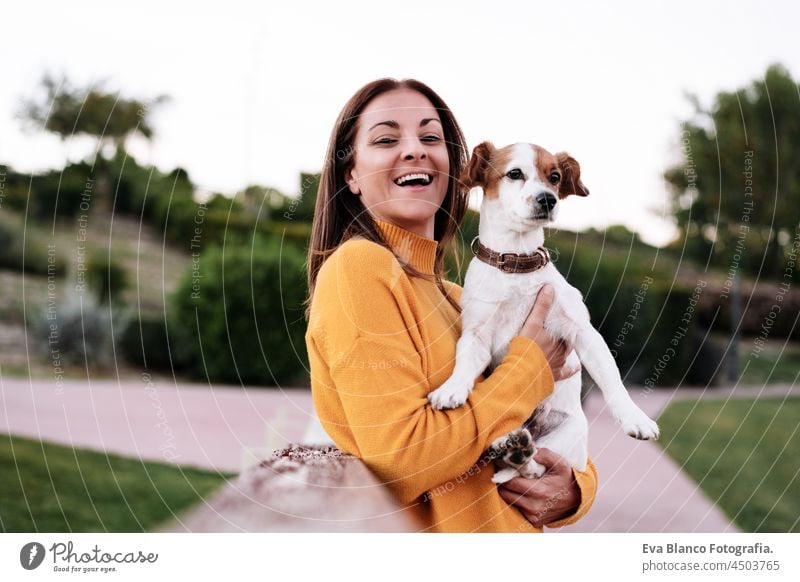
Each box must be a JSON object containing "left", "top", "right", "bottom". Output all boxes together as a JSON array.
[
  {"left": 506, "top": 169, "right": 524, "bottom": 180},
  {"left": 549, "top": 172, "right": 561, "bottom": 184},
  {"left": 373, "top": 137, "right": 398, "bottom": 145},
  {"left": 421, "top": 135, "right": 442, "bottom": 143}
]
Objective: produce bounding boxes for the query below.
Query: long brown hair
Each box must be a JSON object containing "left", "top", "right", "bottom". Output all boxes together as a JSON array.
[{"left": 305, "top": 78, "right": 468, "bottom": 317}]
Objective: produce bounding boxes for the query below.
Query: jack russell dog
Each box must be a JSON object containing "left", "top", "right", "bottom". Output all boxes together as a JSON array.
[{"left": 428, "top": 141, "right": 659, "bottom": 484}]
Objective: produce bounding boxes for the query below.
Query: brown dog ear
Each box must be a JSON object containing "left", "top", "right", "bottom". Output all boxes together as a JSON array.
[
  {"left": 461, "top": 141, "right": 496, "bottom": 189},
  {"left": 556, "top": 152, "right": 589, "bottom": 198}
]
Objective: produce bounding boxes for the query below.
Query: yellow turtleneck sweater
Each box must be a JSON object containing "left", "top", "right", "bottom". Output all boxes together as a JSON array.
[{"left": 306, "top": 218, "right": 597, "bottom": 532}]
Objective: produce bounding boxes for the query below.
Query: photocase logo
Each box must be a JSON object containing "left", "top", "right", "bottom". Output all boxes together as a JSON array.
[{"left": 20, "top": 542, "right": 46, "bottom": 570}]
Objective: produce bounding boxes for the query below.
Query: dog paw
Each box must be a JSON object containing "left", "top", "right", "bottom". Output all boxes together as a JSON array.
[
  {"left": 619, "top": 408, "right": 660, "bottom": 440},
  {"left": 519, "top": 458, "right": 547, "bottom": 479},
  {"left": 489, "top": 427, "right": 536, "bottom": 469},
  {"left": 491, "top": 452, "right": 545, "bottom": 483},
  {"left": 428, "top": 378, "right": 471, "bottom": 410},
  {"left": 491, "top": 467, "right": 520, "bottom": 484}
]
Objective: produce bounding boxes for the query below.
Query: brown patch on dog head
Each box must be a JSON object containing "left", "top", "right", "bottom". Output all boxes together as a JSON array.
[
  {"left": 461, "top": 141, "right": 516, "bottom": 200},
  {"left": 461, "top": 141, "right": 494, "bottom": 190},
  {"left": 532, "top": 145, "right": 561, "bottom": 188},
  {"left": 555, "top": 152, "right": 589, "bottom": 198}
]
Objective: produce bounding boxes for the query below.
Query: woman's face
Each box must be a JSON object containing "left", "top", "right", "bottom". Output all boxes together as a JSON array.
[{"left": 346, "top": 88, "right": 450, "bottom": 239}]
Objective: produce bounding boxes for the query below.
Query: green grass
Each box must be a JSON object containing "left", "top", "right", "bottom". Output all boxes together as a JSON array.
[
  {"left": 737, "top": 340, "right": 800, "bottom": 385},
  {"left": 0, "top": 433, "right": 232, "bottom": 532},
  {"left": 658, "top": 396, "right": 800, "bottom": 532}
]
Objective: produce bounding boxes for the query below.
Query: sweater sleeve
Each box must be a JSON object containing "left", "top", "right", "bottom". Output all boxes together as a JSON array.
[
  {"left": 545, "top": 458, "right": 598, "bottom": 528},
  {"left": 308, "top": 241, "right": 554, "bottom": 505}
]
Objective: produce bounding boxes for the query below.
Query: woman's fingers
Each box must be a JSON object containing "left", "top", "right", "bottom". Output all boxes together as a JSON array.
[
  {"left": 500, "top": 476, "right": 547, "bottom": 496},
  {"left": 497, "top": 481, "right": 553, "bottom": 528},
  {"left": 497, "top": 450, "right": 580, "bottom": 527},
  {"left": 529, "top": 284, "right": 555, "bottom": 323},
  {"left": 520, "top": 284, "right": 554, "bottom": 338},
  {"left": 554, "top": 361, "right": 581, "bottom": 381},
  {"left": 532, "top": 447, "right": 572, "bottom": 475},
  {"left": 518, "top": 285, "right": 580, "bottom": 381}
]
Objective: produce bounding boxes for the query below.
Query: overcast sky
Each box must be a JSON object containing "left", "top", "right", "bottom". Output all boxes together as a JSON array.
[{"left": 3, "top": 0, "right": 799, "bottom": 246}]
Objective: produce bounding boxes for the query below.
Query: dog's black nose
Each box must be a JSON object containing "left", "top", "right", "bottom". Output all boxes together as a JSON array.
[{"left": 535, "top": 192, "right": 558, "bottom": 211}]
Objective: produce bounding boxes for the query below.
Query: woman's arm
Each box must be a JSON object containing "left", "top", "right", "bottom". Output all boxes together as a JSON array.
[
  {"left": 308, "top": 242, "right": 555, "bottom": 505},
  {"left": 312, "top": 334, "right": 552, "bottom": 505}
]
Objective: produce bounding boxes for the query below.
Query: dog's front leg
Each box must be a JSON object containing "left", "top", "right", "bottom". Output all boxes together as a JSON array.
[
  {"left": 574, "top": 327, "right": 660, "bottom": 440},
  {"left": 428, "top": 329, "right": 492, "bottom": 409}
]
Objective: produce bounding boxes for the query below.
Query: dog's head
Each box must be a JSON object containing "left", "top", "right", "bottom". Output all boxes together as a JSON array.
[{"left": 462, "top": 142, "right": 589, "bottom": 226}]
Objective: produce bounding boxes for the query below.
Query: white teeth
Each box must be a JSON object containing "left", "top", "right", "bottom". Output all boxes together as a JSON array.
[{"left": 394, "top": 173, "right": 432, "bottom": 185}]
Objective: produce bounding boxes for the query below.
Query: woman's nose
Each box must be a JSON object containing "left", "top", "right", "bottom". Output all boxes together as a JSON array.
[{"left": 401, "top": 137, "right": 426, "bottom": 160}]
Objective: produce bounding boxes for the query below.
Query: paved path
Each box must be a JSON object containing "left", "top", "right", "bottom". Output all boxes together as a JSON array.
[
  {"left": 0, "top": 375, "right": 315, "bottom": 473},
  {"left": 2, "top": 375, "right": 794, "bottom": 531},
  {"left": 562, "top": 383, "right": 797, "bottom": 533}
]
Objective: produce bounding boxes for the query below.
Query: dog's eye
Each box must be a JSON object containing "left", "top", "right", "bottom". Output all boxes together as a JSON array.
[
  {"left": 549, "top": 172, "right": 561, "bottom": 185},
  {"left": 506, "top": 169, "right": 524, "bottom": 180}
]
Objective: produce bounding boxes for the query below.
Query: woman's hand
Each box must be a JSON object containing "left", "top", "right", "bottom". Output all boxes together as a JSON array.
[
  {"left": 497, "top": 447, "right": 581, "bottom": 528},
  {"left": 519, "top": 285, "right": 580, "bottom": 381}
]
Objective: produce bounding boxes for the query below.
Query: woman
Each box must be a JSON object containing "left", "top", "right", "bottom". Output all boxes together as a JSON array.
[{"left": 304, "top": 78, "right": 598, "bottom": 532}]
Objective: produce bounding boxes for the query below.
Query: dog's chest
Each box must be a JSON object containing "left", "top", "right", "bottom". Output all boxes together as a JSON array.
[
  {"left": 460, "top": 259, "right": 584, "bottom": 358},
  {"left": 461, "top": 261, "right": 545, "bottom": 347}
]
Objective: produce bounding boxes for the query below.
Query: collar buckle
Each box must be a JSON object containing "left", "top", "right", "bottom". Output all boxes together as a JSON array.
[{"left": 497, "top": 253, "right": 516, "bottom": 272}]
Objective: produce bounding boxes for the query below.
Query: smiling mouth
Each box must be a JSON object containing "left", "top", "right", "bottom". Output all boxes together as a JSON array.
[{"left": 394, "top": 172, "right": 433, "bottom": 187}]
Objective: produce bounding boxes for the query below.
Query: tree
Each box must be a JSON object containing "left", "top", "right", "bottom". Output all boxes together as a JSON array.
[
  {"left": 18, "top": 72, "right": 168, "bottom": 160},
  {"left": 19, "top": 73, "right": 170, "bottom": 212},
  {"left": 237, "top": 184, "right": 289, "bottom": 221},
  {"left": 664, "top": 64, "right": 800, "bottom": 278}
]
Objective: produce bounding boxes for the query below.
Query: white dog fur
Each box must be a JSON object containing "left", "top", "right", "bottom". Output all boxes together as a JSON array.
[{"left": 428, "top": 142, "right": 659, "bottom": 484}]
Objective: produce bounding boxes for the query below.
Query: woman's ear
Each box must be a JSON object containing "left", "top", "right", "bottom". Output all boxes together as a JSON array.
[
  {"left": 461, "top": 141, "right": 495, "bottom": 190},
  {"left": 345, "top": 168, "right": 361, "bottom": 195}
]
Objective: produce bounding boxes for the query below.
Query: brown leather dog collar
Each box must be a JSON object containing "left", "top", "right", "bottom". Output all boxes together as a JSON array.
[{"left": 471, "top": 237, "right": 551, "bottom": 273}]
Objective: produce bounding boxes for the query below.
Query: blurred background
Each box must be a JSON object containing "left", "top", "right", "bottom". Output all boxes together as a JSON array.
[{"left": 0, "top": 0, "right": 797, "bottom": 533}]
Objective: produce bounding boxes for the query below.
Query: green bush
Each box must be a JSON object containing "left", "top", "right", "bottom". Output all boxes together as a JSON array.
[
  {"left": 193, "top": 213, "right": 311, "bottom": 252},
  {"left": 557, "top": 237, "right": 719, "bottom": 386},
  {"left": 270, "top": 172, "right": 318, "bottom": 222},
  {"left": 262, "top": 220, "right": 312, "bottom": 247},
  {"left": 168, "top": 236, "right": 309, "bottom": 386},
  {"left": 104, "top": 155, "right": 308, "bottom": 253},
  {"left": 0, "top": 165, "right": 31, "bottom": 212},
  {"left": 109, "top": 158, "right": 199, "bottom": 244},
  {"left": 30, "top": 162, "right": 95, "bottom": 220},
  {"left": 108, "top": 151, "right": 196, "bottom": 219},
  {"left": 200, "top": 208, "right": 259, "bottom": 248},
  {"left": 86, "top": 253, "right": 128, "bottom": 304},
  {"left": 0, "top": 210, "right": 66, "bottom": 276},
  {"left": 119, "top": 314, "right": 174, "bottom": 371},
  {"left": 0, "top": 211, "right": 25, "bottom": 271},
  {"left": 108, "top": 158, "right": 268, "bottom": 252},
  {"left": 33, "top": 289, "right": 122, "bottom": 366}
]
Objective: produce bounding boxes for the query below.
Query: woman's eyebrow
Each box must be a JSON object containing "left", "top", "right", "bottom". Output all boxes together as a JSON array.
[
  {"left": 368, "top": 120, "right": 399, "bottom": 131},
  {"left": 420, "top": 118, "right": 442, "bottom": 127},
  {"left": 368, "top": 118, "right": 442, "bottom": 131}
]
